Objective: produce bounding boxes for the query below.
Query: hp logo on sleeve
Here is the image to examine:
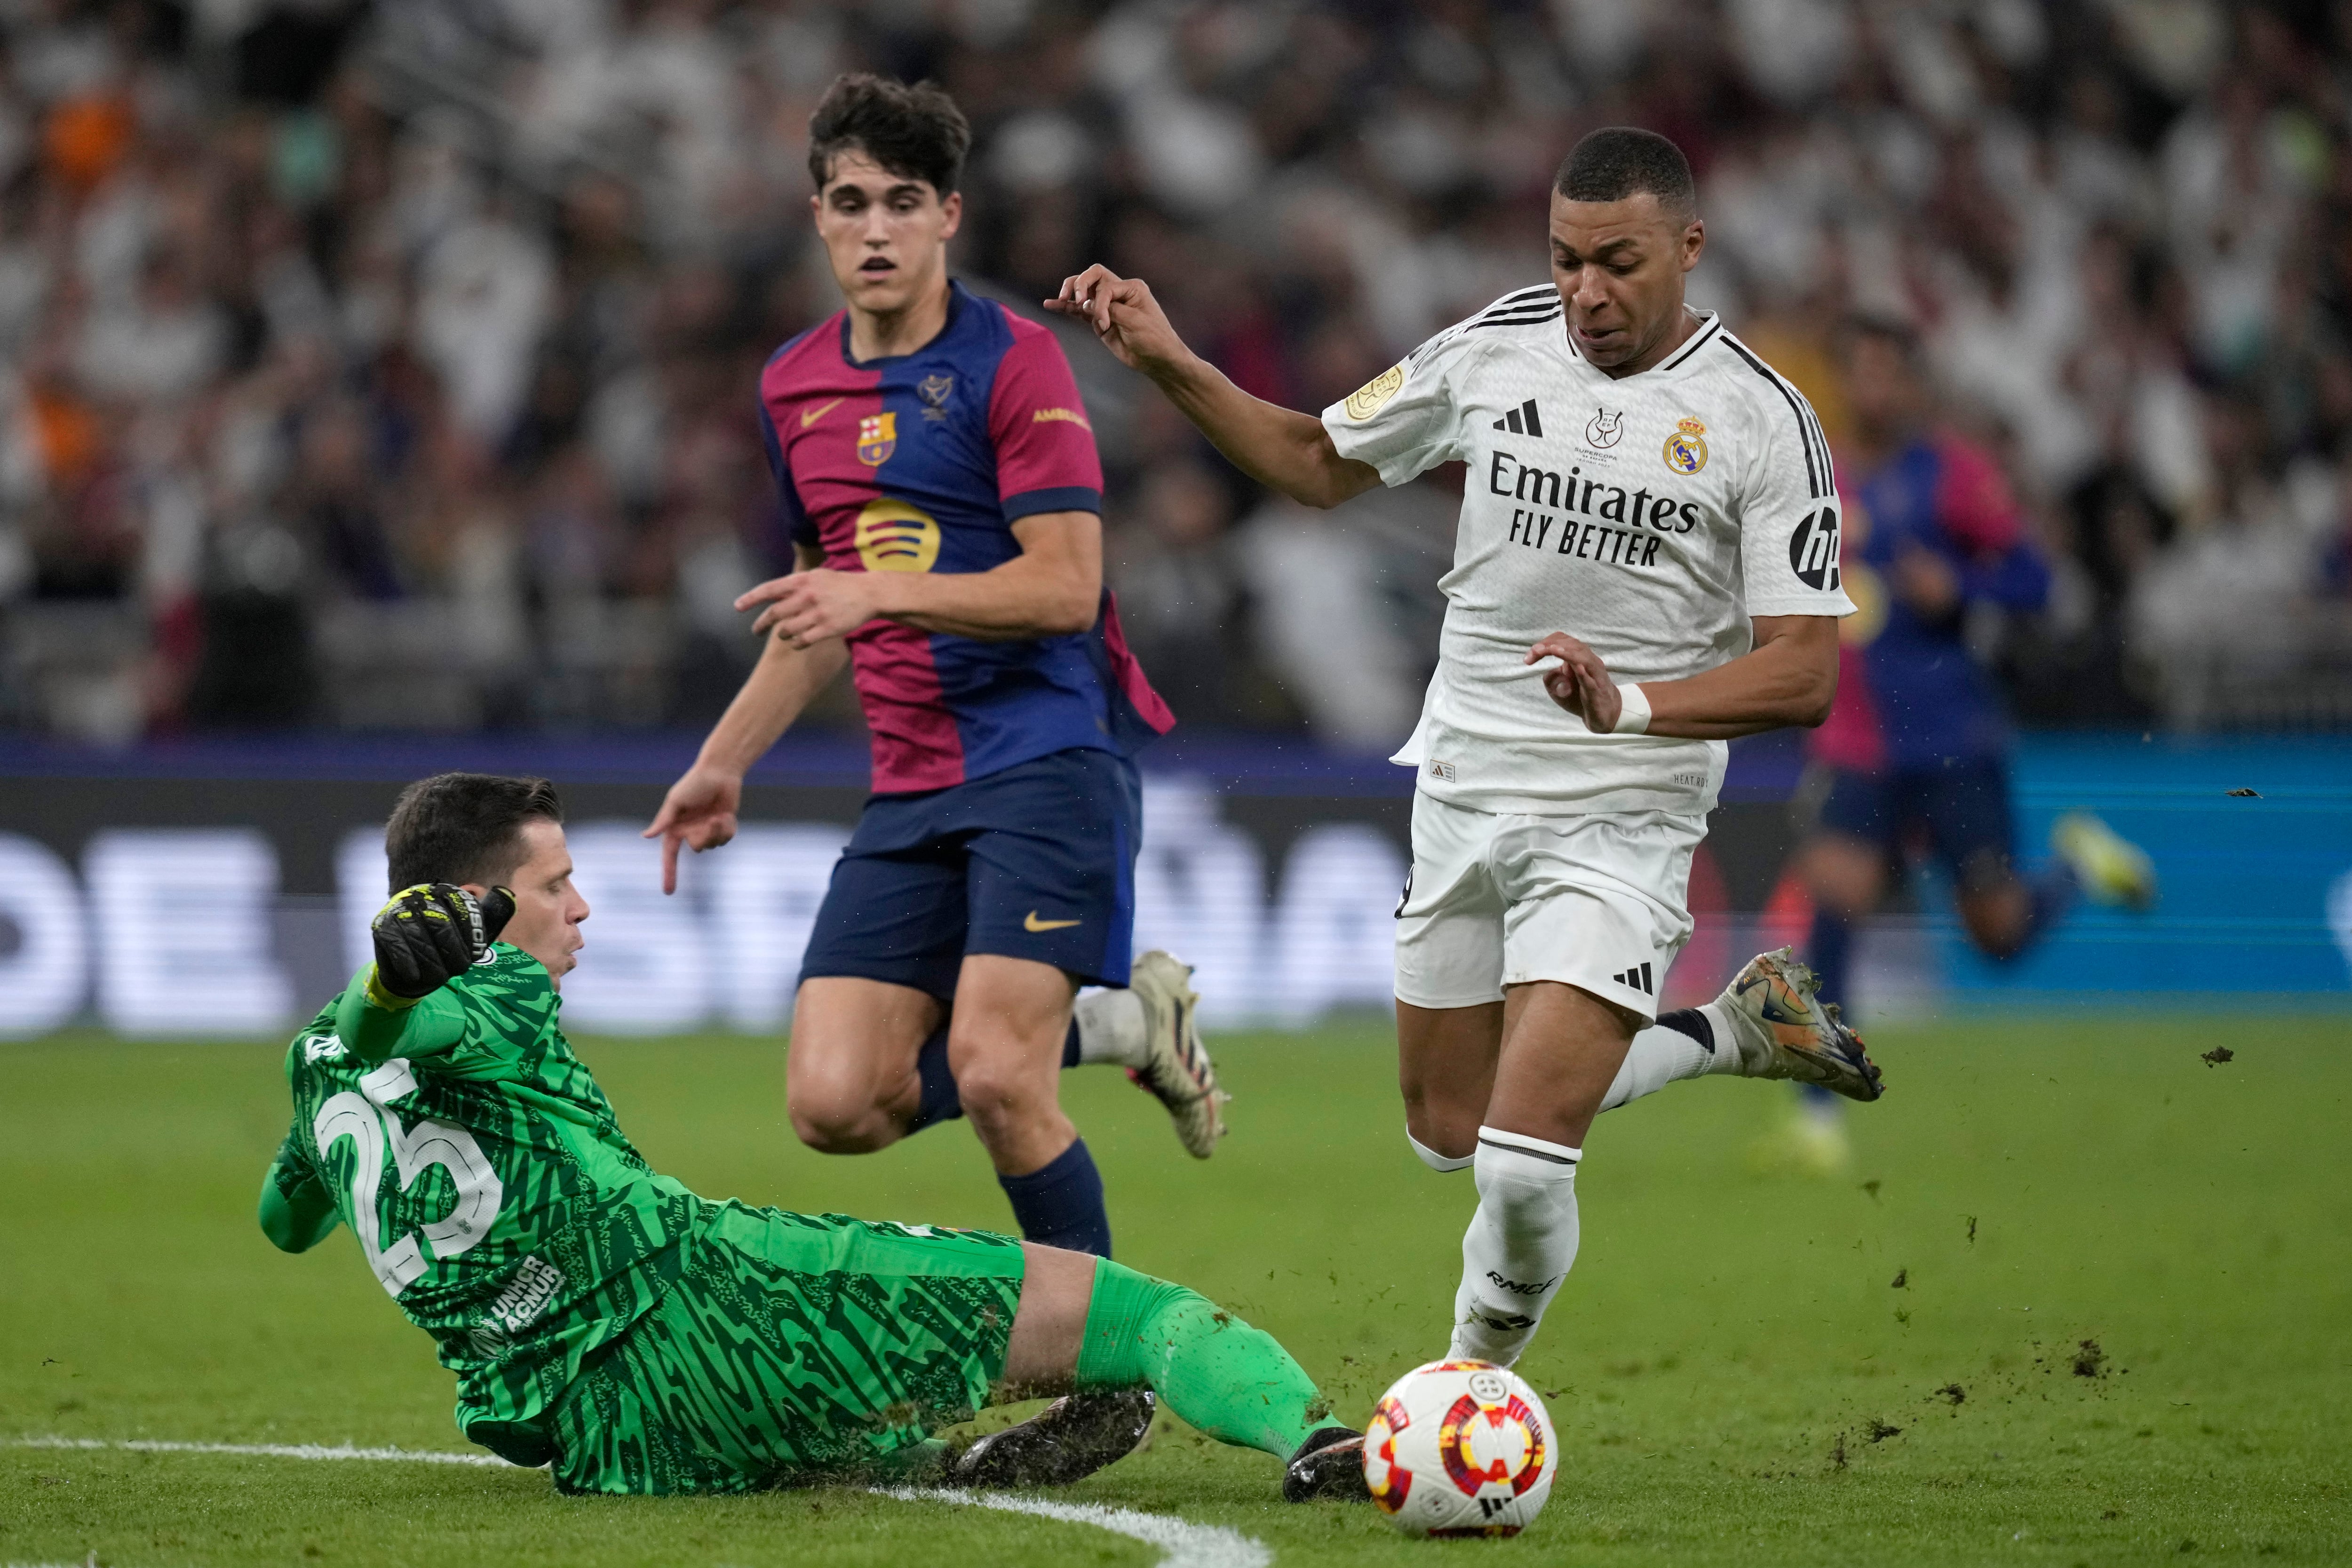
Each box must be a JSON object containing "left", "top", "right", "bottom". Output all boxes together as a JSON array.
[{"left": 1788, "top": 506, "right": 1841, "bottom": 590}]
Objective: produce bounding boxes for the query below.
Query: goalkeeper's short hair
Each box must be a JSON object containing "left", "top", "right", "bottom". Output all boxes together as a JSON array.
[{"left": 384, "top": 773, "right": 564, "bottom": 893}]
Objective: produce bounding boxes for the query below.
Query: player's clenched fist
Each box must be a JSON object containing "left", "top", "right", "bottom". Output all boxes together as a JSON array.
[{"left": 370, "top": 883, "right": 516, "bottom": 1001}]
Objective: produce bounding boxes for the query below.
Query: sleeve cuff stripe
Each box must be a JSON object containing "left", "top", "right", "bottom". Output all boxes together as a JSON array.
[{"left": 1003, "top": 486, "right": 1102, "bottom": 519}]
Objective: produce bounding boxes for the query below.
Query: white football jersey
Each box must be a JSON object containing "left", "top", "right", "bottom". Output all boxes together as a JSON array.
[{"left": 1322, "top": 287, "right": 1856, "bottom": 817}]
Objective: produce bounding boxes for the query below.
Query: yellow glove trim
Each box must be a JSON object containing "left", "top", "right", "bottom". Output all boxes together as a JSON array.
[{"left": 364, "top": 965, "right": 426, "bottom": 1012}]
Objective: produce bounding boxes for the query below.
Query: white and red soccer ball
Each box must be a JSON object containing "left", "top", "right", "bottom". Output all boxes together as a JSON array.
[{"left": 1363, "top": 1359, "right": 1558, "bottom": 1538}]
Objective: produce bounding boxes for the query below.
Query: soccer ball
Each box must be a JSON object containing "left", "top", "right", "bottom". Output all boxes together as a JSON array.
[{"left": 1363, "top": 1359, "right": 1557, "bottom": 1538}]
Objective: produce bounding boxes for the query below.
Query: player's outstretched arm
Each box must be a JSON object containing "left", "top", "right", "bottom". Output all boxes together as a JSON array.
[
  {"left": 647, "top": 543, "right": 850, "bottom": 894},
  {"left": 1047, "top": 265, "right": 1383, "bottom": 510},
  {"left": 1530, "top": 614, "right": 1840, "bottom": 740}
]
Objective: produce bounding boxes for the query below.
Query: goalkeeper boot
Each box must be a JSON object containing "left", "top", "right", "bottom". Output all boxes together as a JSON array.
[
  {"left": 1126, "top": 950, "right": 1227, "bottom": 1158},
  {"left": 2052, "top": 812, "right": 2157, "bottom": 911},
  {"left": 1284, "top": 1425, "right": 1371, "bottom": 1503},
  {"left": 949, "top": 1390, "right": 1155, "bottom": 1489},
  {"left": 1719, "top": 947, "right": 1884, "bottom": 1103}
]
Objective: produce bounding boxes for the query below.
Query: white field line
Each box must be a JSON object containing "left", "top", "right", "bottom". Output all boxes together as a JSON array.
[
  {"left": 8, "top": 1437, "right": 1273, "bottom": 1568},
  {"left": 7, "top": 1435, "right": 512, "bottom": 1467},
  {"left": 880, "top": 1485, "right": 1272, "bottom": 1568}
]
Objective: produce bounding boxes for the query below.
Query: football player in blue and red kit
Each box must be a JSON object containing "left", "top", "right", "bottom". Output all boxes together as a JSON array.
[
  {"left": 647, "top": 76, "right": 1223, "bottom": 1283},
  {"left": 1782, "top": 318, "right": 2154, "bottom": 1169}
]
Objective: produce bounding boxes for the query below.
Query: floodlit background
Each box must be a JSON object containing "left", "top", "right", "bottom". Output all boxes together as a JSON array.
[{"left": 0, "top": 0, "right": 2348, "bottom": 1035}]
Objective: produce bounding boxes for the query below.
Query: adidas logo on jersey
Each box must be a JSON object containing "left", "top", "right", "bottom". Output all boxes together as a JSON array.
[
  {"left": 1611, "top": 962, "right": 1655, "bottom": 995},
  {"left": 1492, "top": 398, "right": 1543, "bottom": 437}
]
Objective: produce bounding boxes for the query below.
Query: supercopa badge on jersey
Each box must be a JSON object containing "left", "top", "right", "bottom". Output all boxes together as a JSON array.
[
  {"left": 857, "top": 412, "right": 898, "bottom": 465},
  {"left": 1345, "top": 365, "right": 1404, "bottom": 420},
  {"left": 1662, "top": 416, "right": 1708, "bottom": 474}
]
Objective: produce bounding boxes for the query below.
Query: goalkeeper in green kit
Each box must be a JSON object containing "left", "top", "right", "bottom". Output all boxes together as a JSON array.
[{"left": 260, "top": 772, "right": 1369, "bottom": 1498}]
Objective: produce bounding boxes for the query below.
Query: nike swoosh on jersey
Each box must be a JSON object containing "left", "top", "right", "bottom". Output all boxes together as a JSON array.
[
  {"left": 1023, "top": 911, "right": 1081, "bottom": 932},
  {"left": 800, "top": 397, "right": 844, "bottom": 429}
]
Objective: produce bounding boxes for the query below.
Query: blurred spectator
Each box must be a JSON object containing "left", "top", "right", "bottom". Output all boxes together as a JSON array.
[
  {"left": 2, "top": 0, "right": 2351, "bottom": 742},
  {"left": 1112, "top": 455, "right": 1245, "bottom": 724}
]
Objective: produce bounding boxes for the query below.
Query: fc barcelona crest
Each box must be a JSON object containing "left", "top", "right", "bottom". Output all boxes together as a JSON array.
[{"left": 857, "top": 412, "right": 898, "bottom": 466}]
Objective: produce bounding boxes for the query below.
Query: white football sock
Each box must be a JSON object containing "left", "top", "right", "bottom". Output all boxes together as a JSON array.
[
  {"left": 1447, "top": 1127, "right": 1581, "bottom": 1367},
  {"left": 1597, "top": 1003, "right": 1738, "bottom": 1114},
  {"left": 1407, "top": 1130, "right": 1475, "bottom": 1172},
  {"left": 1072, "top": 987, "right": 1149, "bottom": 1068}
]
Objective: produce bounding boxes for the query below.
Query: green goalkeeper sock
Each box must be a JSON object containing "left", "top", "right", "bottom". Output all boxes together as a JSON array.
[{"left": 1073, "top": 1257, "right": 1330, "bottom": 1459}]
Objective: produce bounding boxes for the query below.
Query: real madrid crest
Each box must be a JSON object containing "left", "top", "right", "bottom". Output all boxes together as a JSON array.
[
  {"left": 857, "top": 411, "right": 898, "bottom": 466},
  {"left": 1662, "top": 415, "right": 1708, "bottom": 475},
  {"left": 1344, "top": 365, "right": 1404, "bottom": 421}
]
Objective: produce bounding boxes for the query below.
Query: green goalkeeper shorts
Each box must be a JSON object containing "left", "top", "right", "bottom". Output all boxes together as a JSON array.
[{"left": 546, "top": 1202, "right": 1026, "bottom": 1495}]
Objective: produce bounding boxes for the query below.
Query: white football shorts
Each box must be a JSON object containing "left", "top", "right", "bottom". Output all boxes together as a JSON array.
[{"left": 1392, "top": 788, "right": 1705, "bottom": 1022}]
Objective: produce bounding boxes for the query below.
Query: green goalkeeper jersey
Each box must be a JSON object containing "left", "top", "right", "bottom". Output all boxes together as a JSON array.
[{"left": 259, "top": 944, "right": 698, "bottom": 1465}]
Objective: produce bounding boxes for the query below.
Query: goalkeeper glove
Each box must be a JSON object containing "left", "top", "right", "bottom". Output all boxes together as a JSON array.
[{"left": 369, "top": 883, "right": 517, "bottom": 1003}]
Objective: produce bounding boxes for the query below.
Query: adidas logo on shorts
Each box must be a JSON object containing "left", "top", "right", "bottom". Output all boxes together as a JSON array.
[{"left": 1611, "top": 962, "right": 1654, "bottom": 995}]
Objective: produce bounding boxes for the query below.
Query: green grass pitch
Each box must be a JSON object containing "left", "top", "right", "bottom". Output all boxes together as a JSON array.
[{"left": 3, "top": 1016, "right": 2347, "bottom": 1567}]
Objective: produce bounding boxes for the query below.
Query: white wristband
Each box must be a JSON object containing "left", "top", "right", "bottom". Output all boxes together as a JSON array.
[{"left": 1611, "top": 682, "right": 1652, "bottom": 735}]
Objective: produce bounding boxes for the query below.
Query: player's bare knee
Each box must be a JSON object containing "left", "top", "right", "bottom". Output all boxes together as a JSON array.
[
  {"left": 1402, "top": 1100, "right": 1476, "bottom": 1163},
  {"left": 950, "top": 1053, "right": 1050, "bottom": 1135},
  {"left": 788, "top": 1087, "right": 893, "bottom": 1154},
  {"left": 1803, "top": 836, "right": 1883, "bottom": 916}
]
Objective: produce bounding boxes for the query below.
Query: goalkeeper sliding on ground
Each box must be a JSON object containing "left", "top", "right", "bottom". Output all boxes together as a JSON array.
[{"left": 258, "top": 771, "right": 1366, "bottom": 1499}]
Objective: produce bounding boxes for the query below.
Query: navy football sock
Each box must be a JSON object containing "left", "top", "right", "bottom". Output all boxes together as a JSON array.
[
  {"left": 2022, "top": 861, "right": 2078, "bottom": 950},
  {"left": 1807, "top": 905, "right": 1853, "bottom": 1015},
  {"left": 906, "top": 1024, "right": 962, "bottom": 1133},
  {"left": 999, "top": 1137, "right": 1112, "bottom": 1257},
  {"left": 1062, "top": 1018, "right": 1082, "bottom": 1069},
  {"left": 1799, "top": 907, "right": 1856, "bottom": 1114}
]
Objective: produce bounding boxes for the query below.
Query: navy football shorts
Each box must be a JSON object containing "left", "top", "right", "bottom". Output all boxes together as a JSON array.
[
  {"left": 797, "top": 747, "right": 1141, "bottom": 998},
  {"left": 1816, "top": 753, "right": 2018, "bottom": 893}
]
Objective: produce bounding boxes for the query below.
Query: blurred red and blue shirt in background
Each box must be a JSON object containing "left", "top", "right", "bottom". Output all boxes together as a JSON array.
[{"left": 1811, "top": 433, "right": 2050, "bottom": 775}]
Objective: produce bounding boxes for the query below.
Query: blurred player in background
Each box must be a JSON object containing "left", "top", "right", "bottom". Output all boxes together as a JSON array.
[
  {"left": 1779, "top": 318, "right": 2157, "bottom": 1173},
  {"left": 266, "top": 773, "right": 1363, "bottom": 1499},
  {"left": 1052, "top": 127, "right": 1887, "bottom": 1416},
  {"left": 646, "top": 77, "right": 1221, "bottom": 1292}
]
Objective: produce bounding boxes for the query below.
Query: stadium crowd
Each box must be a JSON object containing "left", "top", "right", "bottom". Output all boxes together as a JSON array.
[{"left": 3, "top": 0, "right": 2351, "bottom": 743}]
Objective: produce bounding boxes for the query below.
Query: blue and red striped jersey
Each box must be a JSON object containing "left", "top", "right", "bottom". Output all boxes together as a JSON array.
[
  {"left": 757, "top": 281, "right": 1174, "bottom": 794},
  {"left": 1811, "top": 432, "right": 2050, "bottom": 773}
]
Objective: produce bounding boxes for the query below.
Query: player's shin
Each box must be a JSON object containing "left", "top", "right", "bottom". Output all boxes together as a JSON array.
[
  {"left": 1449, "top": 1128, "right": 1581, "bottom": 1367},
  {"left": 1074, "top": 1258, "right": 1329, "bottom": 1459},
  {"left": 1597, "top": 1009, "right": 1731, "bottom": 1113}
]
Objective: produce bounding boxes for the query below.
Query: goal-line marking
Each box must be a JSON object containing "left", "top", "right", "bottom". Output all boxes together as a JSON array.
[
  {"left": 880, "top": 1486, "right": 1272, "bottom": 1568},
  {"left": 6, "top": 1439, "right": 1274, "bottom": 1568}
]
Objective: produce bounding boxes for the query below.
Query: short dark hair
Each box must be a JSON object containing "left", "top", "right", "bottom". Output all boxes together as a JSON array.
[
  {"left": 807, "top": 73, "right": 970, "bottom": 197},
  {"left": 384, "top": 774, "right": 564, "bottom": 893},
  {"left": 1555, "top": 127, "right": 1697, "bottom": 220}
]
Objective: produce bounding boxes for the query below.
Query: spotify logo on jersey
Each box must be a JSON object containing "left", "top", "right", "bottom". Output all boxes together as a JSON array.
[{"left": 1788, "top": 506, "right": 1841, "bottom": 591}]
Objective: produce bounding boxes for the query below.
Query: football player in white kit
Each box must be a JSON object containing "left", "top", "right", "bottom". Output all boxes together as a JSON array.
[{"left": 1052, "top": 126, "right": 1883, "bottom": 1438}]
